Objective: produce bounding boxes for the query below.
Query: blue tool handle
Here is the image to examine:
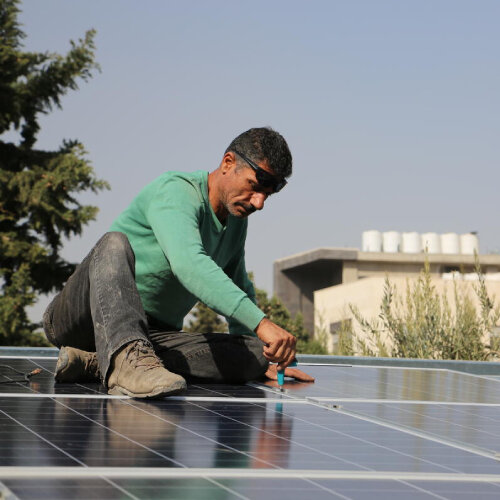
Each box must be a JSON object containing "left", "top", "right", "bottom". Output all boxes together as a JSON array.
[{"left": 277, "top": 360, "right": 297, "bottom": 385}]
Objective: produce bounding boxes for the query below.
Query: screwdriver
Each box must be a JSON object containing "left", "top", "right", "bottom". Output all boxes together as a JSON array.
[{"left": 277, "top": 359, "right": 297, "bottom": 392}]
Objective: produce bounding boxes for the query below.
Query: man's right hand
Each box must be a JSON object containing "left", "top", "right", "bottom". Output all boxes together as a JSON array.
[{"left": 255, "top": 318, "right": 297, "bottom": 370}]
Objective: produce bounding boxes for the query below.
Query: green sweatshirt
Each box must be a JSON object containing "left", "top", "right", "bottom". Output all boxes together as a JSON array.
[{"left": 109, "top": 170, "right": 265, "bottom": 335}]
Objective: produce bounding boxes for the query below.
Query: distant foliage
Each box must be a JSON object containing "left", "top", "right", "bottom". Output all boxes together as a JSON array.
[
  {"left": 250, "top": 273, "right": 328, "bottom": 354},
  {"left": 0, "top": 0, "right": 109, "bottom": 345},
  {"left": 344, "top": 259, "right": 500, "bottom": 361},
  {"left": 185, "top": 302, "right": 228, "bottom": 333},
  {"left": 315, "top": 311, "right": 353, "bottom": 356}
]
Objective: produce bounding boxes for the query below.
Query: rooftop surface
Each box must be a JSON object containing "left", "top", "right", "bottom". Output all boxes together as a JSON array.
[
  {"left": 274, "top": 247, "right": 500, "bottom": 271},
  {"left": 1, "top": 348, "right": 500, "bottom": 499}
]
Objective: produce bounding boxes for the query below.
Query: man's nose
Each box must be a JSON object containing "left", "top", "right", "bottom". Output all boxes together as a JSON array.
[{"left": 251, "top": 192, "right": 267, "bottom": 211}]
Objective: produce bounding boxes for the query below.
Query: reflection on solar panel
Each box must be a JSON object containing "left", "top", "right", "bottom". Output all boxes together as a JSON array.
[{"left": 1, "top": 349, "right": 500, "bottom": 499}]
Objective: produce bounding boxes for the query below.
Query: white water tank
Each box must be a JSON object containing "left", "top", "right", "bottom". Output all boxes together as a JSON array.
[
  {"left": 442, "top": 271, "right": 462, "bottom": 281},
  {"left": 401, "top": 232, "right": 421, "bottom": 253},
  {"left": 460, "top": 233, "right": 479, "bottom": 255},
  {"left": 441, "top": 233, "right": 460, "bottom": 254},
  {"left": 382, "top": 231, "right": 401, "bottom": 253},
  {"left": 464, "top": 273, "right": 479, "bottom": 281},
  {"left": 421, "top": 233, "right": 441, "bottom": 254},
  {"left": 362, "top": 230, "right": 382, "bottom": 252}
]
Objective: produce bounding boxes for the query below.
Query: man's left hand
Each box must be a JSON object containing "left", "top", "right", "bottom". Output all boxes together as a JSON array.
[{"left": 265, "top": 364, "right": 315, "bottom": 383}]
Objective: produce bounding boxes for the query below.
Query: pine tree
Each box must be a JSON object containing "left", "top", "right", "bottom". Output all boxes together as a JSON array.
[
  {"left": 0, "top": 0, "right": 109, "bottom": 345},
  {"left": 185, "top": 302, "right": 228, "bottom": 333}
]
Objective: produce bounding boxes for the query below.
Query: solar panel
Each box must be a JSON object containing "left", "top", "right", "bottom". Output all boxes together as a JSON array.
[
  {"left": 1, "top": 348, "right": 500, "bottom": 499},
  {"left": 258, "top": 364, "right": 500, "bottom": 403}
]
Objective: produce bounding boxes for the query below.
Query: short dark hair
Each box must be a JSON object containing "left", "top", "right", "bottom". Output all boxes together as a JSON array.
[{"left": 225, "top": 127, "right": 292, "bottom": 179}]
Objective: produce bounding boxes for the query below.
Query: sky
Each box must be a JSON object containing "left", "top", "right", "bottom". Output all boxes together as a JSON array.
[{"left": 12, "top": 0, "right": 500, "bottom": 320}]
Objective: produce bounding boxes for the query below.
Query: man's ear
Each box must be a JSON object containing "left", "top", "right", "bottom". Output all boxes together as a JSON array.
[{"left": 221, "top": 152, "right": 237, "bottom": 175}]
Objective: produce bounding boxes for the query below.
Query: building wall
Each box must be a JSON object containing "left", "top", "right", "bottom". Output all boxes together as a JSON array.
[
  {"left": 356, "top": 261, "right": 439, "bottom": 278},
  {"left": 274, "top": 260, "right": 343, "bottom": 333}
]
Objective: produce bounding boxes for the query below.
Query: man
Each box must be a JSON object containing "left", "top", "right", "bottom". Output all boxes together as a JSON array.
[{"left": 43, "top": 127, "right": 313, "bottom": 398}]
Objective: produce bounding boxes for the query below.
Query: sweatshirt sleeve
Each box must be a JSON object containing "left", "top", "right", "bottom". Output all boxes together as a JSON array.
[
  {"left": 146, "top": 177, "right": 265, "bottom": 332},
  {"left": 223, "top": 246, "right": 262, "bottom": 336}
]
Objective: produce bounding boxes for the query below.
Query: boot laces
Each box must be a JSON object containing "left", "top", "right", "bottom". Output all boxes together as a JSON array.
[
  {"left": 127, "top": 341, "right": 163, "bottom": 371},
  {"left": 84, "top": 352, "right": 98, "bottom": 373}
]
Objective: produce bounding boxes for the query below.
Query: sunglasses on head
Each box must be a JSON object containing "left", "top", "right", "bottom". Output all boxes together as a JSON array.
[{"left": 232, "top": 150, "right": 287, "bottom": 193}]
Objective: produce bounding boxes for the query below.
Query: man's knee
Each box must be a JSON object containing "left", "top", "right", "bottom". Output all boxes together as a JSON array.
[
  {"left": 98, "top": 232, "right": 133, "bottom": 256},
  {"left": 42, "top": 300, "right": 59, "bottom": 347},
  {"left": 93, "top": 232, "right": 135, "bottom": 274}
]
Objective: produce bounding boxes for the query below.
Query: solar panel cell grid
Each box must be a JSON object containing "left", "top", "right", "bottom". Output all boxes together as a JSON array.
[
  {"left": 343, "top": 403, "right": 500, "bottom": 454},
  {"left": 1, "top": 350, "right": 500, "bottom": 499},
  {"left": 260, "top": 365, "right": 500, "bottom": 403}
]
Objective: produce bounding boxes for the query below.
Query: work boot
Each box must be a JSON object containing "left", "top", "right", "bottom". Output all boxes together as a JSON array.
[
  {"left": 107, "top": 340, "right": 187, "bottom": 398},
  {"left": 55, "top": 346, "right": 100, "bottom": 383}
]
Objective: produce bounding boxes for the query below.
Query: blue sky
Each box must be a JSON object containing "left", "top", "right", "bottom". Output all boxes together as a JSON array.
[{"left": 14, "top": 0, "right": 500, "bottom": 319}]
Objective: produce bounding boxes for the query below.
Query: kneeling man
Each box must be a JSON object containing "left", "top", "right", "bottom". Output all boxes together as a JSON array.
[{"left": 43, "top": 127, "right": 313, "bottom": 398}]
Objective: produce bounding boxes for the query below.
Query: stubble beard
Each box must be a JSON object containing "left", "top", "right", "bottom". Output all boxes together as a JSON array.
[
  {"left": 230, "top": 202, "right": 255, "bottom": 218},
  {"left": 221, "top": 193, "right": 254, "bottom": 218}
]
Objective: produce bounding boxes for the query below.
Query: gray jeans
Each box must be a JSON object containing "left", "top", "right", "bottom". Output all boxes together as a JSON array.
[{"left": 42, "top": 232, "right": 268, "bottom": 385}]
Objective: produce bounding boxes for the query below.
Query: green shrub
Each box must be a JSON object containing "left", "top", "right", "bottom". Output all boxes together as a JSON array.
[{"left": 346, "top": 258, "right": 500, "bottom": 360}]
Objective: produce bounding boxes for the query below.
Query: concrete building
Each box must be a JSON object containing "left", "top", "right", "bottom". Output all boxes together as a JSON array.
[{"left": 274, "top": 234, "right": 500, "bottom": 352}]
